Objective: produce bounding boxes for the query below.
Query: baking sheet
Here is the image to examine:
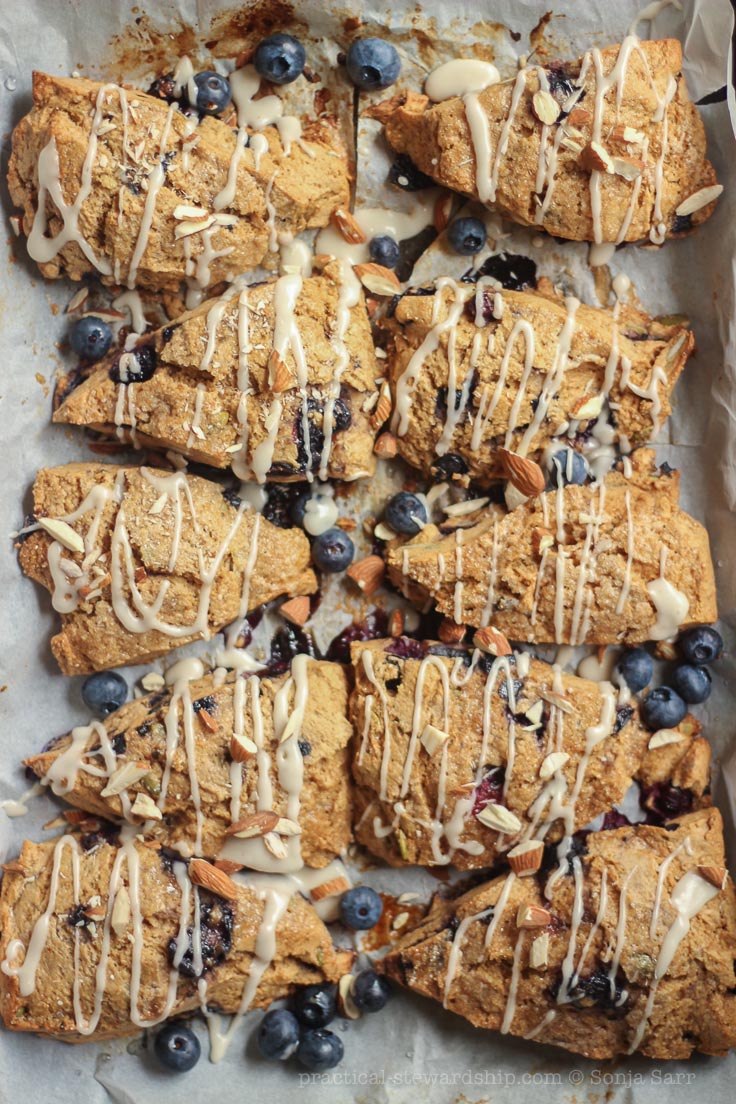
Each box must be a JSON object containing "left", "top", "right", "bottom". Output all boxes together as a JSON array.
[{"left": 1, "top": 0, "right": 736, "bottom": 1100}]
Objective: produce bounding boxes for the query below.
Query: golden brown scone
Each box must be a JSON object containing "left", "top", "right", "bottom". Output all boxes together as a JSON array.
[
  {"left": 386, "top": 280, "right": 691, "bottom": 483},
  {"left": 382, "top": 40, "right": 720, "bottom": 243},
  {"left": 18, "top": 462, "right": 316, "bottom": 674},
  {"left": 350, "top": 639, "right": 710, "bottom": 869},
  {"left": 9, "top": 72, "right": 349, "bottom": 292},
  {"left": 635, "top": 713, "right": 712, "bottom": 811},
  {"left": 54, "top": 263, "right": 381, "bottom": 482},
  {"left": 0, "top": 835, "right": 350, "bottom": 1041},
  {"left": 386, "top": 451, "right": 717, "bottom": 644},
  {"left": 382, "top": 809, "right": 736, "bottom": 1059},
  {"left": 25, "top": 659, "right": 353, "bottom": 870}
]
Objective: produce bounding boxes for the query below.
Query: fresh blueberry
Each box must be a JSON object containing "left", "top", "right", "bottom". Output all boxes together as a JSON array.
[
  {"left": 290, "top": 492, "right": 311, "bottom": 528},
  {"left": 369, "top": 235, "right": 400, "bottom": 269},
  {"left": 549, "top": 448, "right": 588, "bottom": 487},
  {"left": 296, "top": 1028, "right": 344, "bottom": 1072},
  {"left": 191, "top": 71, "right": 231, "bottom": 115},
  {"left": 671, "top": 664, "right": 712, "bottom": 704},
  {"left": 352, "top": 970, "right": 391, "bottom": 1013},
  {"left": 615, "top": 648, "right": 653, "bottom": 694},
  {"left": 256, "top": 1008, "right": 300, "bottom": 1060},
  {"left": 679, "top": 625, "right": 723, "bottom": 666},
  {"left": 641, "top": 686, "right": 687, "bottom": 731},
  {"left": 385, "top": 492, "right": 427, "bottom": 536},
  {"left": 331, "top": 396, "right": 352, "bottom": 432},
  {"left": 254, "top": 33, "right": 306, "bottom": 85},
  {"left": 292, "top": 983, "right": 337, "bottom": 1027},
  {"left": 447, "top": 217, "right": 487, "bottom": 256},
  {"left": 153, "top": 1022, "right": 201, "bottom": 1072},
  {"left": 81, "top": 671, "right": 128, "bottom": 717},
  {"left": 70, "top": 316, "right": 113, "bottom": 362},
  {"left": 311, "top": 528, "right": 354, "bottom": 573},
  {"left": 339, "top": 885, "right": 383, "bottom": 930},
  {"left": 345, "top": 38, "right": 401, "bottom": 91}
]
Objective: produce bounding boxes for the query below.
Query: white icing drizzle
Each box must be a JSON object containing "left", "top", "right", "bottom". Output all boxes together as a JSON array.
[
  {"left": 126, "top": 104, "right": 176, "bottom": 288},
  {"left": 647, "top": 545, "right": 690, "bottom": 640}
]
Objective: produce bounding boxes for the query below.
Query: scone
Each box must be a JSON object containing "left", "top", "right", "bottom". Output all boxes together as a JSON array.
[
  {"left": 9, "top": 72, "right": 349, "bottom": 292},
  {"left": 382, "top": 809, "right": 736, "bottom": 1059},
  {"left": 18, "top": 462, "right": 316, "bottom": 674},
  {"left": 350, "top": 638, "right": 709, "bottom": 869},
  {"left": 387, "top": 451, "right": 717, "bottom": 644},
  {"left": 385, "top": 280, "right": 691, "bottom": 483},
  {"left": 54, "top": 262, "right": 382, "bottom": 482},
  {"left": 382, "top": 39, "right": 720, "bottom": 243},
  {"left": 25, "top": 658, "right": 353, "bottom": 870},
  {"left": 0, "top": 834, "right": 350, "bottom": 1042}
]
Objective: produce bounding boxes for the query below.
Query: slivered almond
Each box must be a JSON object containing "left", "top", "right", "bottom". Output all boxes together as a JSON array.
[
  {"left": 370, "top": 381, "right": 393, "bottom": 429},
  {"left": 354, "top": 262, "right": 402, "bottom": 297},
  {"left": 174, "top": 215, "right": 216, "bottom": 239},
  {"left": 539, "top": 690, "right": 575, "bottom": 715},
  {"left": 389, "top": 609, "right": 404, "bottom": 638},
  {"left": 141, "top": 672, "right": 165, "bottom": 692},
  {"left": 310, "top": 875, "right": 350, "bottom": 902},
  {"left": 279, "top": 707, "right": 304, "bottom": 745},
  {"left": 647, "top": 729, "right": 685, "bottom": 750},
  {"left": 330, "top": 206, "right": 366, "bottom": 244},
  {"left": 444, "top": 497, "right": 490, "bottom": 517},
  {"left": 476, "top": 803, "right": 521, "bottom": 834},
  {"left": 532, "top": 527, "right": 554, "bottom": 556},
  {"left": 612, "top": 124, "right": 644, "bottom": 144},
  {"left": 507, "top": 840, "right": 544, "bottom": 876},
  {"left": 66, "top": 287, "right": 89, "bottom": 313},
  {"left": 198, "top": 707, "right": 218, "bottom": 733},
  {"left": 280, "top": 595, "right": 310, "bottom": 627},
  {"left": 227, "top": 810, "right": 280, "bottom": 838},
  {"left": 268, "top": 349, "right": 291, "bottom": 393},
  {"left": 189, "top": 858, "right": 239, "bottom": 901},
  {"left": 612, "top": 157, "right": 644, "bottom": 181},
  {"left": 420, "top": 724, "right": 451, "bottom": 756},
  {"left": 530, "top": 931, "right": 550, "bottom": 968},
  {"left": 696, "top": 865, "right": 727, "bottom": 890},
  {"left": 338, "top": 973, "right": 361, "bottom": 1019},
  {"left": 516, "top": 903, "right": 551, "bottom": 929},
  {"left": 346, "top": 554, "right": 385, "bottom": 596},
  {"left": 675, "top": 184, "right": 723, "bottom": 218},
  {"left": 100, "top": 761, "right": 152, "bottom": 797},
  {"left": 111, "top": 885, "right": 131, "bottom": 936},
  {"left": 37, "top": 517, "right": 85, "bottom": 554},
  {"left": 532, "top": 89, "right": 560, "bottom": 125},
  {"left": 498, "top": 448, "right": 546, "bottom": 497},
  {"left": 230, "top": 732, "right": 258, "bottom": 762},
  {"left": 264, "top": 832, "right": 288, "bottom": 860},
  {"left": 130, "top": 792, "right": 163, "bottom": 820},
  {"left": 567, "top": 107, "right": 592, "bottom": 128},
  {"left": 580, "top": 141, "right": 614, "bottom": 174},
  {"left": 433, "top": 192, "right": 453, "bottom": 232},
  {"left": 473, "top": 626, "right": 512, "bottom": 657},
  {"left": 374, "top": 431, "right": 398, "bottom": 459},
  {"left": 438, "top": 618, "right": 467, "bottom": 644},
  {"left": 173, "top": 204, "right": 209, "bottom": 220},
  {"left": 539, "top": 750, "right": 570, "bottom": 780},
  {"left": 215, "top": 860, "right": 245, "bottom": 874}
]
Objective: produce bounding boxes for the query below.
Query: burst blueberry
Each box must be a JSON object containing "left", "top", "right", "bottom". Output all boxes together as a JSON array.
[
  {"left": 641, "top": 685, "right": 687, "bottom": 730},
  {"left": 292, "top": 982, "right": 337, "bottom": 1027},
  {"left": 345, "top": 38, "right": 401, "bottom": 91},
  {"left": 191, "top": 71, "right": 231, "bottom": 115},
  {"left": 339, "top": 885, "right": 383, "bottom": 930},
  {"left": 256, "top": 1008, "right": 300, "bottom": 1060},
  {"left": 549, "top": 448, "right": 588, "bottom": 487},
  {"left": 311, "top": 527, "right": 354, "bottom": 573},
  {"left": 296, "top": 1027, "right": 344, "bottom": 1071},
  {"left": 70, "top": 316, "right": 113, "bottom": 362},
  {"left": 81, "top": 671, "right": 128, "bottom": 717},
  {"left": 153, "top": 1023, "right": 201, "bottom": 1072},
  {"left": 615, "top": 648, "right": 653, "bottom": 694},
  {"left": 369, "top": 235, "right": 400, "bottom": 269},
  {"left": 254, "top": 33, "right": 306, "bottom": 85},
  {"left": 671, "top": 664, "right": 712, "bottom": 704},
  {"left": 352, "top": 970, "right": 391, "bottom": 1013},
  {"left": 678, "top": 625, "right": 723, "bottom": 665},
  {"left": 385, "top": 491, "right": 427, "bottom": 536},
  {"left": 447, "top": 217, "right": 487, "bottom": 255}
]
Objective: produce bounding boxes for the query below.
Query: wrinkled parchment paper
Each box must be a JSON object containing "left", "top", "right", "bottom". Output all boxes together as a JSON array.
[{"left": 1, "top": 1, "right": 735, "bottom": 1100}]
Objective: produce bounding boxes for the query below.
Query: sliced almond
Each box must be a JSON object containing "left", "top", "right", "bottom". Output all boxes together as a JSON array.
[
  {"left": 532, "top": 89, "right": 560, "bottom": 126},
  {"left": 338, "top": 973, "right": 361, "bottom": 1019},
  {"left": 274, "top": 817, "right": 302, "bottom": 837},
  {"left": 264, "top": 831, "right": 288, "bottom": 860},
  {"left": 525, "top": 700, "right": 544, "bottom": 726},
  {"left": 374, "top": 431, "right": 398, "bottom": 459},
  {"left": 280, "top": 595, "right": 310, "bottom": 627},
  {"left": 516, "top": 902, "right": 551, "bottom": 929},
  {"left": 388, "top": 608, "right": 404, "bottom": 638},
  {"left": 66, "top": 287, "right": 90, "bottom": 313},
  {"left": 370, "top": 381, "right": 393, "bottom": 429},
  {"left": 647, "top": 729, "right": 685, "bottom": 750},
  {"left": 420, "top": 724, "right": 451, "bottom": 756},
  {"left": 310, "top": 875, "right": 351, "bottom": 902},
  {"left": 612, "top": 157, "right": 644, "bottom": 181},
  {"left": 346, "top": 554, "right": 385, "bottom": 596},
  {"left": 130, "top": 792, "right": 163, "bottom": 820},
  {"left": 675, "top": 184, "right": 723, "bottom": 218},
  {"left": 580, "top": 141, "right": 614, "bottom": 174},
  {"left": 330, "top": 206, "right": 366, "bottom": 245},
  {"left": 560, "top": 135, "right": 584, "bottom": 153},
  {"left": 100, "top": 761, "right": 152, "bottom": 797},
  {"left": 612, "top": 124, "right": 644, "bottom": 144},
  {"left": 539, "top": 750, "right": 570, "bottom": 780},
  {"left": 532, "top": 527, "right": 554, "bottom": 556},
  {"left": 498, "top": 448, "right": 546, "bottom": 497},
  {"left": 227, "top": 810, "right": 280, "bottom": 838},
  {"left": 392, "top": 911, "right": 410, "bottom": 930},
  {"left": 566, "top": 107, "right": 592, "bottom": 128},
  {"left": 476, "top": 802, "right": 522, "bottom": 834},
  {"left": 373, "top": 521, "right": 397, "bottom": 541},
  {"left": 444, "top": 497, "right": 490, "bottom": 517},
  {"left": 111, "top": 885, "right": 131, "bottom": 936},
  {"left": 507, "top": 839, "right": 544, "bottom": 876},
  {"left": 1, "top": 861, "right": 26, "bottom": 875},
  {"left": 570, "top": 393, "right": 604, "bottom": 421},
  {"left": 189, "top": 858, "right": 239, "bottom": 900},
  {"left": 174, "top": 215, "right": 216, "bottom": 239},
  {"left": 141, "top": 671, "right": 165, "bottom": 692},
  {"left": 354, "top": 262, "right": 402, "bottom": 297},
  {"left": 268, "top": 349, "right": 292, "bottom": 393},
  {"left": 230, "top": 732, "right": 258, "bottom": 762},
  {"left": 173, "top": 204, "right": 210, "bottom": 220},
  {"left": 37, "top": 517, "right": 85, "bottom": 554},
  {"left": 530, "top": 930, "right": 550, "bottom": 968},
  {"left": 696, "top": 864, "right": 727, "bottom": 890},
  {"left": 279, "top": 706, "right": 304, "bottom": 745},
  {"left": 197, "top": 706, "right": 218, "bottom": 733},
  {"left": 214, "top": 859, "right": 245, "bottom": 874},
  {"left": 433, "top": 192, "right": 453, "bottom": 232},
  {"left": 438, "top": 618, "right": 467, "bottom": 644},
  {"left": 539, "top": 690, "right": 575, "bottom": 715},
  {"left": 473, "top": 626, "right": 512, "bottom": 657}
]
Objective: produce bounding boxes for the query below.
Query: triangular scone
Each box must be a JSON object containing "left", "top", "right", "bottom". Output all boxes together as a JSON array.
[
  {"left": 18, "top": 463, "right": 316, "bottom": 674},
  {"left": 350, "top": 639, "right": 709, "bottom": 869},
  {"left": 386, "top": 452, "right": 716, "bottom": 644},
  {"left": 386, "top": 281, "right": 691, "bottom": 483},
  {"left": 383, "top": 810, "right": 736, "bottom": 1059},
  {"left": 25, "top": 658, "right": 353, "bottom": 871},
  {"left": 382, "top": 39, "right": 719, "bottom": 244},
  {"left": 54, "top": 264, "right": 381, "bottom": 482},
  {"left": 9, "top": 73, "right": 349, "bottom": 291},
  {"left": 0, "top": 835, "right": 350, "bottom": 1042}
]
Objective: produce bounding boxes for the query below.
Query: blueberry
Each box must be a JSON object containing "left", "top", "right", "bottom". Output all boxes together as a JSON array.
[
  {"left": 191, "top": 71, "right": 231, "bottom": 115},
  {"left": 345, "top": 38, "right": 401, "bottom": 91},
  {"left": 615, "top": 648, "right": 653, "bottom": 694},
  {"left": 290, "top": 492, "right": 310, "bottom": 528},
  {"left": 153, "top": 1022, "right": 201, "bottom": 1072},
  {"left": 70, "top": 316, "right": 113, "bottom": 362},
  {"left": 679, "top": 625, "right": 723, "bottom": 665},
  {"left": 352, "top": 970, "right": 391, "bottom": 1013},
  {"left": 311, "top": 528, "right": 354, "bottom": 573},
  {"left": 385, "top": 492, "right": 428, "bottom": 536},
  {"left": 641, "top": 686, "right": 687, "bottom": 731},
  {"left": 254, "top": 33, "right": 306, "bottom": 85},
  {"left": 447, "top": 217, "right": 487, "bottom": 256},
  {"left": 671, "top": 664, "right": 712, "bottom": 704},
  {"left": 549, "top": 448, "right": 588, "bottom": 487},
  {"left": 81, "top": 671, "right": 128, "bottom": 718},
  {"left": 431, "top": 453, "right": 468, "bottom": 478},
  {"left": 256, "top": 1008, "right": 300, "bottom": 1060},
  {"left": 331, "top": 396, "right": 352, "bottom": 432},
  {"left": 296, "top": 1028, "right": 344, "bottom": 1072},
  {"left": 292, "top": 983, "right": 337, "bottom": 1027},
  {"left": 369, "top": 235, "right": 400, "bottom": 269},
  {"left": 339, "top": 885, "right": 383, "bottom": 930}
]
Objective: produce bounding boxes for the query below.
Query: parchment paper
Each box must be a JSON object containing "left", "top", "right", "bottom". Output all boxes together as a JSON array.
[{"left": 1, "top": 1, "right": 735, "bottom": 1101}]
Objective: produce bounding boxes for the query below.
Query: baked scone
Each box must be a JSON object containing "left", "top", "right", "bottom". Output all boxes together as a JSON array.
[
  {"left": 0, "top": 834, "right": 350, "bottom": 1041},
  {"left": 382, "top": 809, "right": 736, "bottom": 1059},
  {"left": 18, "top": 462, "right": 316, "bottom": 674},
  {"left": 9, "top": 72, "right": 349, "bottom": 293},
  {"left": 385, "top": 279, "right": 691, "bottom": 483},
  {"left": 25, "top": 658, "right": 353, "bottom": 871},
  {"left": 54, "top": 263, "right": 382, "bottom": 482},
  {"left": 387, "top": 451, "right": 717, "bottom": 644},
  {"left": 350, "top": 638, "right": 709, "bottom": 869},
  {"left": 382, "top": 39, "right": 720, "bottom": 244}
]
